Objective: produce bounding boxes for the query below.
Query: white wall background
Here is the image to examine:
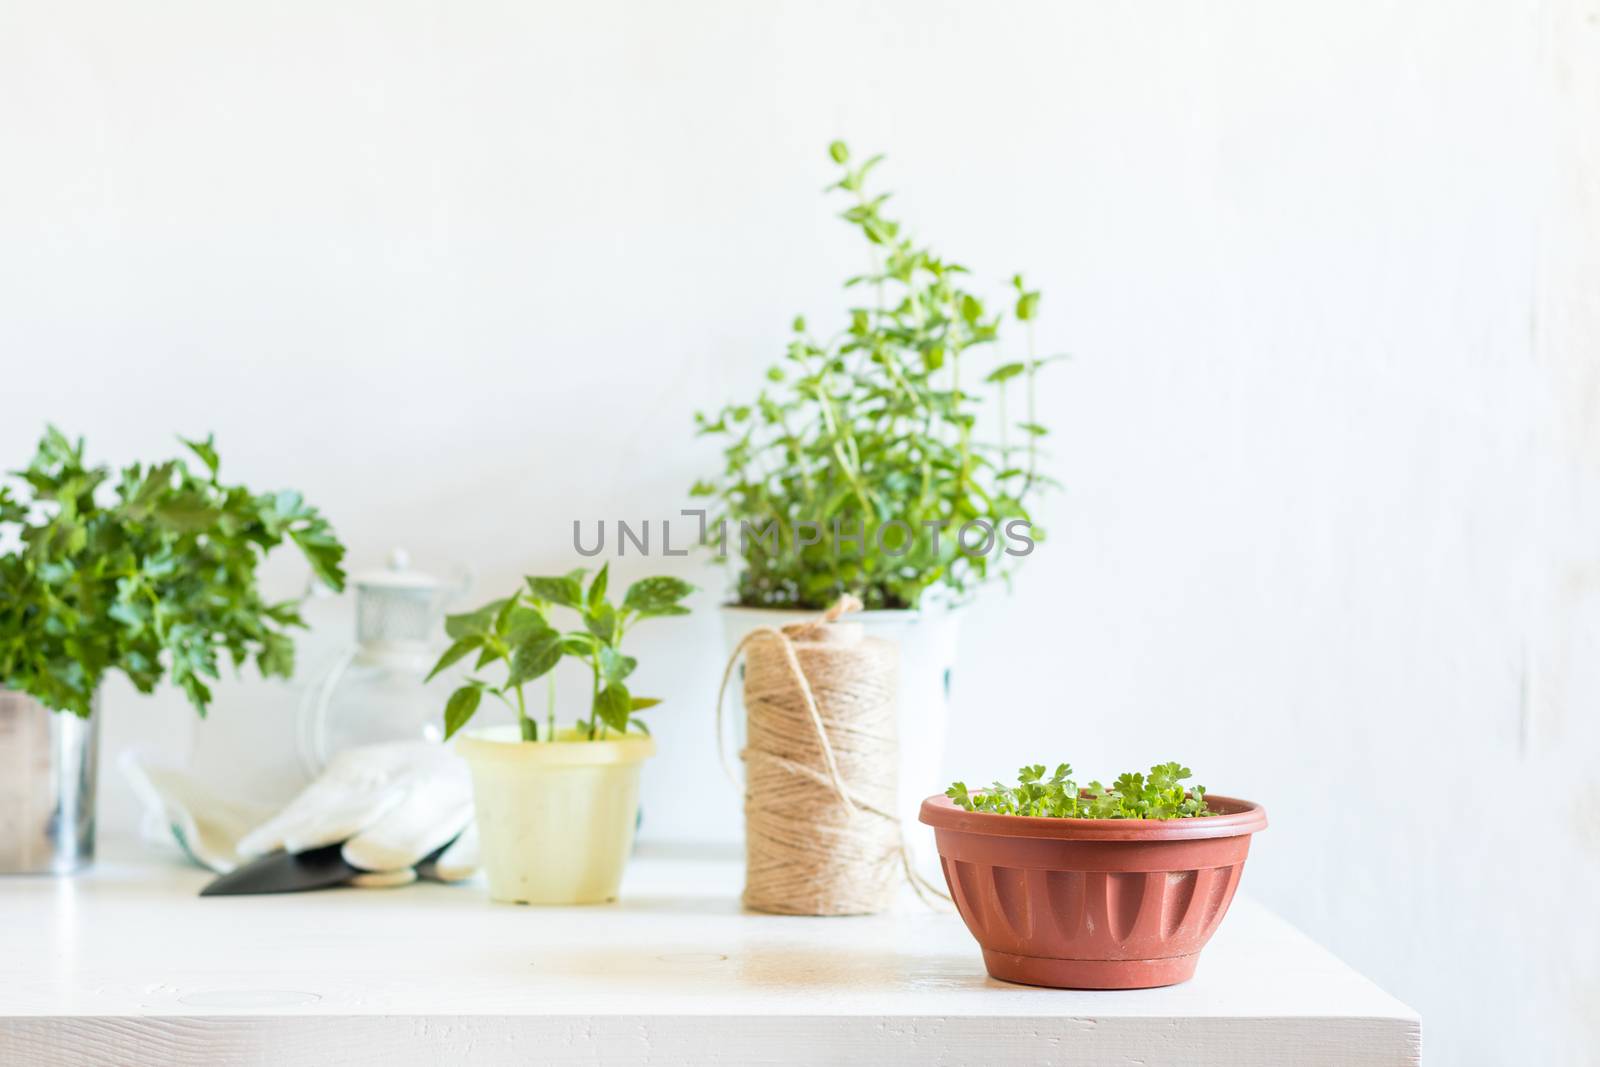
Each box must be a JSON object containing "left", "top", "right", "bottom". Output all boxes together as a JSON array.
[{"left": 3, "top": 2, "right": 1597, "bottom": 1062}]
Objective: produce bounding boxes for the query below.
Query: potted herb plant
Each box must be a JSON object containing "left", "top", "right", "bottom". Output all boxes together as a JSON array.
[
  {"left": 694, "top": 141, "right": 1060, "bottom": 829},
  {"left": 431, "top": 565, "right": 692, "bottom": 905},
  {"left": 920, "top": 763, "right": 1267, "bottom": 990},
  {"left": 0, "top": 428, "right": 346, "bottom": 873}
]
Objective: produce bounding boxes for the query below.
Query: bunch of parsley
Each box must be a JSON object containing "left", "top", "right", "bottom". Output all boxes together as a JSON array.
[
  {"left": 0, "top": 428, "right": 346, "bottom": 718},
  {"left": 429, "top": 564, "right": 693, "bottom": 742},
  {"left": 947, "top": 762, "right": 1213, "bottom": 820}
]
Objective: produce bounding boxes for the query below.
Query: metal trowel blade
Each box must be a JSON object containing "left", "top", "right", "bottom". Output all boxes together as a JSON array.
[{"left": 199, "top": 844, "right": 360, "bottom": 896}]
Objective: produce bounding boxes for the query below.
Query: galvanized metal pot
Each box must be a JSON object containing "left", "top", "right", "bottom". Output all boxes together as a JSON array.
[{"left": 0, "top": 689, "right": 99, "bottom": 874}]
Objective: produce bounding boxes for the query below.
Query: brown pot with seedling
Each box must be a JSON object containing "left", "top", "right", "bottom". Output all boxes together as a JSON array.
[{"left": 920, "top": 762, "right": 1266, "bottom": 990}]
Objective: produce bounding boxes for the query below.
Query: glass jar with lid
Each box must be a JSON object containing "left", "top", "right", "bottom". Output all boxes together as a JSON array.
[{"left": 296, "top": 549, "right": 461, "bottom": 776}]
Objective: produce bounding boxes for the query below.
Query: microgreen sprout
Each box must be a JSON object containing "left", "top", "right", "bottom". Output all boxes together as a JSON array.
[{"left": 947, "top": 762, "right": 1213, "bottom": 820}]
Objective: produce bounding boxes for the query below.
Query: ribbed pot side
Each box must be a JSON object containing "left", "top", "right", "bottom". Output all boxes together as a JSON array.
[{"left": 920, "top": 794, "right": 1267, "bottom": 990}]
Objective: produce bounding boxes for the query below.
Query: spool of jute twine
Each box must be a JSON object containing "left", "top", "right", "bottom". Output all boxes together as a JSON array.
[{"left": 716, "top": 596, "right": 948, "bottom": 916}]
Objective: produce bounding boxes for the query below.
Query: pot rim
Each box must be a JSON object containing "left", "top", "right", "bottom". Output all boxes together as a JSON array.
[
  {"left": 455, "top": 725, "right": 656, "bottom": 766},
  {"left": 919, "top": 793, "right": 1267, "bottom": 842}
]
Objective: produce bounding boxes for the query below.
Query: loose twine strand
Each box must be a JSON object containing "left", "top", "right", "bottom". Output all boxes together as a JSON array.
[{"left": 716, "top": 596, "right": 949, "bottom": 915}]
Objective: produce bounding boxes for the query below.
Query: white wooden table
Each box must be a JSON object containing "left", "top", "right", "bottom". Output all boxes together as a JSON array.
[{"left": 0, "top": 839, "right": 1419, "bottom": 1066}]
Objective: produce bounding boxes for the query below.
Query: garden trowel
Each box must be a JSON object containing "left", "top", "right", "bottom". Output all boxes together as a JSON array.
[{"left": 199, "top": 844, "right": 360, "bottom": 896}]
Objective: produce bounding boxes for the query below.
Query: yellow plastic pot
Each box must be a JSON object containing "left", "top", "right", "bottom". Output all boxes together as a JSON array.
[{"left": 455, "top": 725, "right": 655, "bottom": 905}]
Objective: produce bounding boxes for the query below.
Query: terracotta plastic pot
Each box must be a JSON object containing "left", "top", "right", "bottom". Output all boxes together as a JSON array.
[{"left": 920, "top": 794, "right": 1267, "bottom": 989}]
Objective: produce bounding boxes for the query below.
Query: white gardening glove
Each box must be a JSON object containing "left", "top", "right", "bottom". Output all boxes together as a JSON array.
[{"left": 237, "top": 740, "right": 478, "bottom": 886}]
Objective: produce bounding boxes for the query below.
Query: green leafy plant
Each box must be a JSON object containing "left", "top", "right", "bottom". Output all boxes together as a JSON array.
[
  {"left": 429, "top": 564, "right": 693, "bottom": 742},
  {"left": 0, "top": 427, "right": 347, "bottom": 718},
  {"left": 946, "top": 762, "right": 1213, "bottom": 820},
  {"left": 692, "top": 140, "right": 1059, "bottom": 610}
]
